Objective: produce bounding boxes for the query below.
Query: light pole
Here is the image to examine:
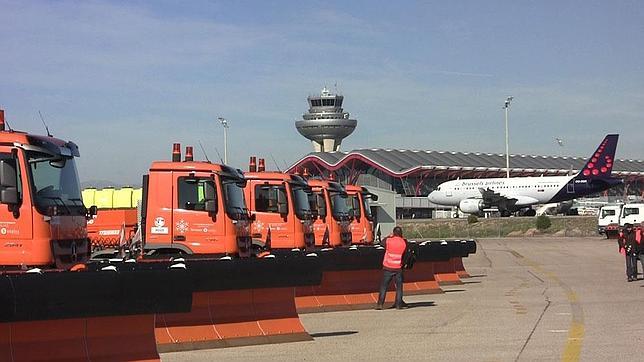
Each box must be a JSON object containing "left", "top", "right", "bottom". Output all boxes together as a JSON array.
[
  {"left": 503, "top": 96, "right": 513, "bottom": 178},
  {"left": 218, "top": 117, "right": 229, "bottom": 164}
]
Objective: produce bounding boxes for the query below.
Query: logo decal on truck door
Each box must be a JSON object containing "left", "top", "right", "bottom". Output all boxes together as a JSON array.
[
  {"left": 176, "top": 219, "right": 189, "bottom": 233},
  {"left": 150, "top": 216, "right": 169, "bottom": 234}
]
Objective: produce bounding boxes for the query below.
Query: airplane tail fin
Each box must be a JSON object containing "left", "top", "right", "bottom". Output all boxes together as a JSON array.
[{"left": 577, "top": 134, "right": 619, "bottom": 179}]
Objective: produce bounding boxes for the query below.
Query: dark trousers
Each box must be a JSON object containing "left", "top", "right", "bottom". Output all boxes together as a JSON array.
[
  {"left": 377, "top": 269, "right": 404, "bottom": 306},
  {"left": 626, "top": 254, "right": 638, "bottom": 279}
]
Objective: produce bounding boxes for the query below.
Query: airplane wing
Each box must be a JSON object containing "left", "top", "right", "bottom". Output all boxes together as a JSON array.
[{"left": 478, "top": 188, "right": 539, "bottom": 212}]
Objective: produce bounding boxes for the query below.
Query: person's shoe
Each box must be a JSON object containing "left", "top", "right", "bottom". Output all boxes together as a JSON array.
[
  {"left": 628, "top": 277, "right": 634, "bottom": 282},
  {"left": 374, "top": 304, "right": 383, "bottom": 310},
  {"left": 395, "top": 302, "right": 409, "bottom": 310}
]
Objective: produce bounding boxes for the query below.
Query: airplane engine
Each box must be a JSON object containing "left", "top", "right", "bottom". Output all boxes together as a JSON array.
[{"left": 459, "top": 199, "right": 484, "bottom": 214}]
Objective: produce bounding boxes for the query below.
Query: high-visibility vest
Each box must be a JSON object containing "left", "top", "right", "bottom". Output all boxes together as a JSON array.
[{"left": 383, "top": 236, "right": 406, "bottom": 270}]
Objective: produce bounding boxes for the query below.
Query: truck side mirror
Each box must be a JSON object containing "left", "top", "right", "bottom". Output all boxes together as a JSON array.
[
  {"left": 277, "top": 190, "right": 288, "bottom": 215},
  {"left": 86, "top": 205, "right": 98, "bottom": 219},
  {"left": 204, "top": 182, "right": 217, "bottom": 213},
  {"left": 0, "top": 159, "right": 18, "bottom": 205}
]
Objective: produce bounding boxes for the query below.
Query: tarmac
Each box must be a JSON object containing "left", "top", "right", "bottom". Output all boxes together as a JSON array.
[{"left": 163, "top": 237, "right": 644, "bottom": 361}]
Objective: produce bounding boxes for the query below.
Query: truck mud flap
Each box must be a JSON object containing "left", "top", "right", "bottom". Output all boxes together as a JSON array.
[
  {"left": 0, "top": 262, "right": 192, "bottom": 361},
  {"left": 153, "top": 254, "right": 321, "bottom": 352}
]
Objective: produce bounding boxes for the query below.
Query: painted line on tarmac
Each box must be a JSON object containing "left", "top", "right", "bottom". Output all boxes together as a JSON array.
[{"left": 504, "top": 245, "right": 585, "bottom": 362}]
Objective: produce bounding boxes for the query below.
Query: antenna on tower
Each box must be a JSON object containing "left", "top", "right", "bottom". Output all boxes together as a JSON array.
[{"left": 38, "top": 110, "right": 52, "bottom": 137}]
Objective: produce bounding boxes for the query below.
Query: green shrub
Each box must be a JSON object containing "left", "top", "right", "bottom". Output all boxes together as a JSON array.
[
  {"left": 467, "top": 214, "right": 478, "bottom": 224},
  {"left": 536, "top": 215, "right": 552, "bottom": 230}
]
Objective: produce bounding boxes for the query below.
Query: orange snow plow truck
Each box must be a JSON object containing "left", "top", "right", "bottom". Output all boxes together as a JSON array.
[
  {"left": 0, "top": 109, "right": 192, "bottom": 361},
  {"left": 85, "top": 145, "right": 322, "bottom": 352},
  {"left": 0, "top": 109, "right": 91, "bottom": 269}
]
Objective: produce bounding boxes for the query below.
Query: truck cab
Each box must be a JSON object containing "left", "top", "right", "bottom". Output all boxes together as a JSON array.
[
  {"left": 345, "top": 185, "right": 378, "bottom": 244},
  {"left": 619, "top": 203, "right": 644, "bottom": 228},
  {"left": 244, "top": 170, "right": 315, "bottom": 251},
  {"left": 307, "top": 179, "right": 352, "bottom": 247},
  {"left": 0, "top": 109, "right": 90, "bottom": 269},
  {"left": 597, "top": 204, "right": 622, "bottom": 238},
  {"left": 140, "top": 146, "right": 252, "bottom": 257}
]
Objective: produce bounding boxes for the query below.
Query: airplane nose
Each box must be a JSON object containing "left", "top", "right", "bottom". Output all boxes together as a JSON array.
[{"left": 428, "top": 192, "right": 437, "bottom": 202}]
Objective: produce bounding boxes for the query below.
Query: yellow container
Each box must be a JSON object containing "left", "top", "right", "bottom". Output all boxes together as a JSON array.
[
  {"left": 81, "top": 188, "right": 96, "bottom": 208},
  {"left": 94, "top": 188, "right": 115, "bottom": 209},
  {"left": 132, "top": 188, "right": 143, "bottom": 207},
  {"left": 113, "top": 187, "right": 134, "bottom": 208}
]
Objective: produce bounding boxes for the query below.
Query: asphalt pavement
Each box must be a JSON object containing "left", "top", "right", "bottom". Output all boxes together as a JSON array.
[{"left": 163, "top": 237, "right": 644, "bottom": 361}]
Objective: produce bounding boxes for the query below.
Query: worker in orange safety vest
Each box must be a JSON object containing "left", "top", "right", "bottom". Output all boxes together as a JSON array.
[{"left": 375, "top": 226, "right": 408, "bottom": 310}]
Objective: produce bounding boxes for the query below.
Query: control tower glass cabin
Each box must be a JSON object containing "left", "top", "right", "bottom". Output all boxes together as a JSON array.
[{"left": 295, "top": 87, "right": 357, "bottom": 152}]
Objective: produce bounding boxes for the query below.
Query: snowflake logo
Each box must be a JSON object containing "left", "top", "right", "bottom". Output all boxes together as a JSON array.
[
  {"left": 253, "top": 220, "right": 264, "bottom": 233},
  {"left": 176, "top": 219, "right": 189, "bottom": 233}
]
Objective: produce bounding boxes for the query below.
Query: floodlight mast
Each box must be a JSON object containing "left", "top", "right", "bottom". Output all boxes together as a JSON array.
[
  {"left": 503, "top": 96, "right": 513, "bottom": 178},
  {"left": 218, "top": 117, "right": 229, "bottom": 164}
]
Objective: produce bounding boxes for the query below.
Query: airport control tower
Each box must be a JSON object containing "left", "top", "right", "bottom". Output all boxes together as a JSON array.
[{"left": 295, "top": 87, "right": 357, "bottom": 152}]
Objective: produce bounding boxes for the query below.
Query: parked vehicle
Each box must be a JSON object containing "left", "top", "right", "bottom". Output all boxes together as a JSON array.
[
  {"left": 620, "top": 203, "right": 644, "bottom": 227},
  {"left": 0, "top": 109, "right": 93, "bottom": 269},
  {"left": 597, "top": 204, "right": 622, "bottom": 238},
  {"left": 244, "top": 157, "right": 315, "bottom": 251}
]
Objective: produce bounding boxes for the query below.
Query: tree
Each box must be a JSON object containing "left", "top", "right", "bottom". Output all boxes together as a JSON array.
[{"left": 536, "top": 215, "right": 551, "bottom": 230}]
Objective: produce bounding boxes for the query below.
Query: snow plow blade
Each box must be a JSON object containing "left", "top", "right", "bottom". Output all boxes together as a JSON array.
[
  {"left": 0, "top": 262, "right": 192, "bottom": 362},
  {"left": 153, "top": 253, "right": 322, "bottom": 352}
]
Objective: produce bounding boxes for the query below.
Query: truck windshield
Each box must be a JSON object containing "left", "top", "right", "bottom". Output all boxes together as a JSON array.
[
  {"left": 361, "top": 193, "right": 374, "bottom": 221},
  {"left": 622, "top": 207, "right": 639, "bottom": 217},
  {"left": 292, "top": 186, "right": 312, "bottom": 220},
  {"left": 346, "top": 195, "right": 361, "bottom": 219},
  {"left": 27, "top": 151, "right": 84, "bottom": 216},
  {"left": 601, "top": 209, "right": 616, "bottom": 218},
  {"left": 329, "top": 191, "right": 349, "bottom": 220},
  {"left": 221, "top": 176, "right": 249, "bottom": 220}
]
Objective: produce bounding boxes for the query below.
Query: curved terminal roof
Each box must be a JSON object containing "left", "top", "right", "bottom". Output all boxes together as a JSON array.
[{"left": 288, "top": 149, "right": 644, "bottom": 179}]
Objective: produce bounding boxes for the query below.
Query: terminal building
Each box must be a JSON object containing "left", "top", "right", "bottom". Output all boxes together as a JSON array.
[{"left": 289, "top": 88, "right": 644, "bottom": 219}]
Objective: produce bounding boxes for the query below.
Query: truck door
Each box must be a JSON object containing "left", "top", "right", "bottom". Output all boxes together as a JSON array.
[
  {"left": 250, "top": 182, "right": 292, "bottom": 248},
  {"left": 0, "top": 149, "right": 34, "bottom": 265},
  {"left": 172, "top": 174, "right": 226, "bottom": 254}
]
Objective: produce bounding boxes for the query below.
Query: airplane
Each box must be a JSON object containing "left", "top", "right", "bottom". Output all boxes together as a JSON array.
[{"left": 427, "top": 134, "right": 623, "bottom": 217}]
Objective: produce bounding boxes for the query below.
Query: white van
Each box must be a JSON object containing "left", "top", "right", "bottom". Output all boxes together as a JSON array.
[
  {"left": 597, "top": 205, "right": 622, "bottom": 238},
  {"left": 619, "top": 203, "right": 644, "bottom": 227}
]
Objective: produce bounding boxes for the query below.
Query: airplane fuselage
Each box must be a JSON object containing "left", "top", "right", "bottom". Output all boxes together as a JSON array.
[
  {"left": 428, "top": 175, "right": 622, "bottom": 210},
  {"left": 427, "top": 134, "right": 623, "bottom": 214}
]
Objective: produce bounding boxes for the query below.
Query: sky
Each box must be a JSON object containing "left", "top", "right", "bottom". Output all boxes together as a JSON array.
[{"left": 0, "top": 0, "right": 642, "bottom": 185}]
